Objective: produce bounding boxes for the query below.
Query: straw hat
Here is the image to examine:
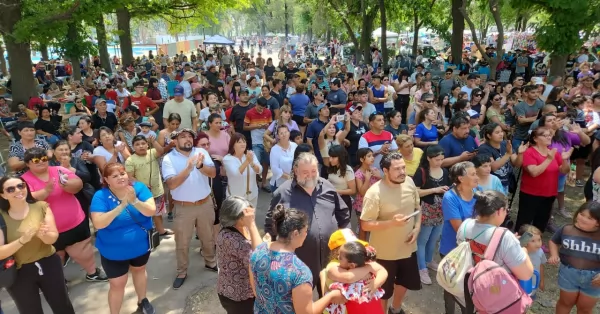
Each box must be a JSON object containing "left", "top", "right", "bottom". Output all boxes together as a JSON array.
[{"left": 182, "top": 71, "right": 197, "bottom": 81}]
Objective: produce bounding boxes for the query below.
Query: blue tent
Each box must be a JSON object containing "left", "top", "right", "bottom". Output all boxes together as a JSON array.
[{"left": 203, "top": 35, "right": 235, "bottom": 45}]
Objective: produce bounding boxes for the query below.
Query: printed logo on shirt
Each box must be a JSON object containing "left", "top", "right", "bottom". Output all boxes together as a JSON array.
[{"left": 562, "top": 239, "right": 600, "bottom": 254}]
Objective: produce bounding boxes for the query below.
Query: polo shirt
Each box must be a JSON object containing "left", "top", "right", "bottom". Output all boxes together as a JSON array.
[
  {"left": 161, "top": 147, "right": 215, "bottom": 202},
  {"left": 439, "top": 133, "right": 478, "bottom": 158},
  {"left": 358, "top": 130, "right": 398, "bottom": 171},
  {"left": 305, "top": 119, "right": 328, "bottom": 163}
]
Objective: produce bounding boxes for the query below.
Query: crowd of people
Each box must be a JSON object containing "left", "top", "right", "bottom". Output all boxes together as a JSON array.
[{"left": 0, "top": 40, "right": 599, "bottom": 314}]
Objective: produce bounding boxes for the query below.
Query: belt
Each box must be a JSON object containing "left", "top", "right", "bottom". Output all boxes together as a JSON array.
[{"left": 173, "top": 196, "right": 210, "bottom": 207}]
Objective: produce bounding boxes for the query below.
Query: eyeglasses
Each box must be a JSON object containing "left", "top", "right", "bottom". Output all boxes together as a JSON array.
[
  {"left": 29, "top": 156, "right": 49, "bottom": 164},
  {"left": 4, "top": 183, "right": 26, "bottom": 194}
]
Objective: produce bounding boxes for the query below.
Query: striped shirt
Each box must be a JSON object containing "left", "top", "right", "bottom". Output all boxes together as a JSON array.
[
  {"left": 358, "top": 130, "right": 398, "bottom": 171},
  {"left": 244, "top": 107, "right": 273, "bottom": 145}
]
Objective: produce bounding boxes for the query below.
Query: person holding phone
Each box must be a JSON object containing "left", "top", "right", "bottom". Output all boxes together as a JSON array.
[{"left": 360, "top": 152, "right": 422, "bottom": 314}]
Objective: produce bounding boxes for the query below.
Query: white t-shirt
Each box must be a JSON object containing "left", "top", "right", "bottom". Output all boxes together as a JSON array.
[
  {"left": 199, "top": 107, "right": 226, "bottom": 122},
  {"left": 361, "top": 103, "right": 377, "bottom": 121},
  {"left": 269, "top": 142, "right": 297, "bottom": 187},
  {"left": 327, "top": 165, "right": 355, "bottom": 190},
  {"left": 384, "top": 85, "right": 395, "bottom": 108},
  {"left": 93, "top": 141, "right": 126, "bottom": 163}
]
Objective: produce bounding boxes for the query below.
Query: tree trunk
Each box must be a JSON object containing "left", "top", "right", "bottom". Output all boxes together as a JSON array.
[
  {"left": 116, "top": 7, "right": 134, "bottom": 66},
  {"left": 326, "top": 24, "right": 331, "bottom": 43},
  {"left": 451, "top": 0, "right": 464, "bottom": 65},
  {"left": 307, "top": 25, "right": 313, "bottom": 44},
  {"left": 549, "top": 54, "right": 568, "bottom": 77},
  {"left": 0, "top": 0, "right": 36, "bottom": 108},
  {"left": 515, "top": 16, "right": 522, "bottom": 32},
  {"left": 379, "top": 0, "right": 387, "bottom": 70},
  {"left": 40, "top": 43, "right": 49, "bottom": 61},
  {"left": 96, "top": 15, "right": 111, "bottom": 73},
  {"left": 0, "top": 37, "right": 7, "bottom": 76},
  {"left": 360, "top": 10, "right": 375, "bottom": 64},
  {"left": 67, "top": 23, "right": 82, "bottom": 82},
  {"left": 412, "top": 13, "right": 420, "bottom": 57}
]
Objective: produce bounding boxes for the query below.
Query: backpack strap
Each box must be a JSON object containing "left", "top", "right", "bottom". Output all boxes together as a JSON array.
[
  {"left": 483, "top": 227, "right": 507, "bottom": 261},
  {"left": 0, "top": 213, "right": 6, "bottom": 244}
]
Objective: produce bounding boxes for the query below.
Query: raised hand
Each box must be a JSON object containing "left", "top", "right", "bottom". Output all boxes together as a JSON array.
[
  {"left": 518, "top": 142, "right": 529, "bottom": 154},
  {"left": 547, "top": 148, "right": 558, "bottom": 161}
]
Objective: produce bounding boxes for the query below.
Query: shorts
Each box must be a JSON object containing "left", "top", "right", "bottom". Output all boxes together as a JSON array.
[
  {"left": 53, "top": 218, "right": 91, "bottom": 251},
  {"left": 558, "top": 175, "right": 567, "bottom": 193},
  {"left": 572, "top": 144, "right": 592, "bottom": 160},
  {"left": 377, "top": 251, "right": 422, "bottom": 299},
  {"left": 292, "top": 114, "right": 307, "bottom": 127},
  {"left": 101, "top": 251, "right": 151, "bottom": 279},
  {"left": 154, "top": 195, "right": 165, "bottom": 216},
  {"left": 252, "top": 144, "right": 270, "bottom": 165},
  {"left": 558, "top": 263, "right": 600, "bottom": 298}
]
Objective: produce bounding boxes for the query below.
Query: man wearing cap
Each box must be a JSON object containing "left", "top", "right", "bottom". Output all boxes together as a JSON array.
[
  {"left": 163, "top": 85, "right": 198, "bottom": 130},
  {"left": 312, "top": 71, "right": 330, "bottom": 91},
  {"left": 123, "top": 81, "right": 159, "bottom": 117},
  {"left": 326, "top": 78, "right": 347, "bottom": 115},
  {"left": 180, "top": 71, "right": 196, "bottom": 101},
  {"left": 161, "top": 128, "right": 217, "bottom": 289},
  {"left": 460, "top": 74, "right": 479, "bottom": 100},
  {"left": 229, "top": 89, "right": 254, "bottom": 144},
  {"left": 91, "top": 98, "right": 118, "bottom": 131},
  {"left": 306, "top": 102, "right": 332, "bottom": 166}
]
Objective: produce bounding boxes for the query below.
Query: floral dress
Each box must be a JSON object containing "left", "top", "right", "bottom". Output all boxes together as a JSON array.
[
  {"left": 325, "top": 274, "right": 384, "bottom": 314},
  {"left": 353, "top": 168, "right": 380, "bottom": 213},
  {"left": 413, "top": 167, "right": 450, "bottom": 226}
]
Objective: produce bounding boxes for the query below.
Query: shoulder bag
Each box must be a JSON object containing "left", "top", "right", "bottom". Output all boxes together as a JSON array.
[
  {"left": 110, "top": 186, "right": 160, "bottom": 252},
  {"left": 0, "top": 213, "right": 16, "bottom": 288},
  {"left": 263, "top": 120, "right": 277, "bottom": 153}
]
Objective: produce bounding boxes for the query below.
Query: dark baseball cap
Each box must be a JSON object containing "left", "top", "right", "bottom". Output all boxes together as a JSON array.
[{"left": 174, "top": 85, "right": 184, "bottom": 96}]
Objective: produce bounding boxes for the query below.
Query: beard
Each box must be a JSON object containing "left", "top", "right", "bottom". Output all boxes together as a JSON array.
[
  {"left": 179, "top": 142, "right": 193, "bottom": 152},
  {"left": 297, "top": 176, "right": 319, "bottom": 189},
  {"left": 389, "top": 176, "right": 406, "bottom": 184}
]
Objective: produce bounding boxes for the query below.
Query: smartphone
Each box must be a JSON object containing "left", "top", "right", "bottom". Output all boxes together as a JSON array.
[
  {"left": 519, "top": 231, "right": 533, "bottom": 247},
  {"left": 403, "top": 210, "right": 421, "bottom": 220},
  {"left": 337, "top": 114, "right": 345, "bottom": 122},
  {"left": 471, "top": 148, "right": 479, "bottom": 153}
]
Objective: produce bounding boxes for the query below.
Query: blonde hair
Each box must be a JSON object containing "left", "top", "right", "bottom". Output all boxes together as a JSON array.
[
  {"left": 277, "top": 105, "right": 292, "bottom": 126},
  {"left": 396, "top": 134, "right": 413, "bottom": 147},
  {"left": 518, "top": 224, "right": 542, "bottom": 236}
]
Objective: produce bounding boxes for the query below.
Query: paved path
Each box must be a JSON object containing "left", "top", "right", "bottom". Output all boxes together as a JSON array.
[{"left": 0, "top": 191, "right": 273, "bottom": 314}]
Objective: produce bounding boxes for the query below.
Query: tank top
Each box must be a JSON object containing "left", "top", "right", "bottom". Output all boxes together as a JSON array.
[
  {"left": 371, "top": 85, "right": 385, "bottom": 105},
  {"left": 74, "top": 105, "right": 87, "bottom": 113},
  {"left": 1, "top": 202, "right": 55, "bottom": 268}
]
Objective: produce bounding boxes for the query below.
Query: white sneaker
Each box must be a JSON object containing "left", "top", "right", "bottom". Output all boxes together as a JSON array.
[
  {"left": 419, "top": 269, "right": 432, "bottom": 285},
  {"left": 427, "top": 261, "right": 439, "bottom": 271}
]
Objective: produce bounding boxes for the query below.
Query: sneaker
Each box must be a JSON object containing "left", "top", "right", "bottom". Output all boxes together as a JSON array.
[
  {"left": 419, "top": 269, "right": 432, "bottom": 285},
  {"left": 557, "top": 208, "right": 572, "bottom": 218},
  {"left": 427, "top": 261, "right": 439, "bottom": 271},
  {"left": 205, "top": 264, "right": 218, "bottom": 272},
  {"left": 167, "top": 212, "right": 173, "bottom": 222},
  {"left": 388, "top": 307, "right": 406, "bottom": 314},
  {"left": 86, "top": 268, "right": 108, "bottom": 282},
  {"left": 576, "top": 179, "right": 584, "bottom": 187},
  {"left": 137, "top": 298, "right": 156, "bottom": 314}
]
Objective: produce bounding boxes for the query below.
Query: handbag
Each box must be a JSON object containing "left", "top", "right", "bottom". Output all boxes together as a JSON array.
[
  {"left": 125, "top": 207, "right": 160, "bottom": 252},
  {"left": 263, "top": 121, "right": 277, "bottom": 153},
  {"left": 208, "top": 178, "right": 218, "bottom": 212},
  {"left": 0, "top": 214, "right": 17, "bottom": 288}
]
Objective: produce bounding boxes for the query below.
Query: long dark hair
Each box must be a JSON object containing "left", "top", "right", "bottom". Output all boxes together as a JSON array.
[
  {"left": 418, "top": 145, "right": 444, "bottom": 173},
  {"left": 327, "top": 145, "right": 349, "bottom": 177},
  {"left": 539, "top": 113, "right": 568, "bottom": 147},
  {"left": 231, "top": 82, "right": 241, "bottom": 103},
  {"left": 0, "top": 175, "right": 37, "bottom": 212}
]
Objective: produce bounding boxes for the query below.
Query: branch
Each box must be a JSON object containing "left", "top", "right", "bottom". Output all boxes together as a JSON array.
[
  {"left": 327, "top": 0, "right": 360, "bottom": 46},
  {"left": 458, "top": 0, "right": 489, "bottom": 62},
  {"left": 42, "top": 0, "right": 81, "bottom": 24}
]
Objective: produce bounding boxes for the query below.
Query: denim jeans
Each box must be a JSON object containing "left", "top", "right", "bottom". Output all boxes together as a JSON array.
[
  {"left": 511, "top": 138, "right": 525, "bottom": 152},
  {"left": 416, "top": 224, "right": 443, "bottom": 270}
]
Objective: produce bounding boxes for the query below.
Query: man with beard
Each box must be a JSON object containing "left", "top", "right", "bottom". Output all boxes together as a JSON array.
[
  {"left": 161, "top": 128, "right": 217, "bottom": 289},
  {"left": 265, "top": 152, "right": 350, "bottom": 297},
  {"left": 360, "top": 152, "right": 422, "bottom": 314}
]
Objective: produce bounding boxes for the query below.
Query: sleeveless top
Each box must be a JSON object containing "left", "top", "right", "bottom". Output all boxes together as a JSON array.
[
  {"left": 74, "top": 105, "right": 87, "bottom": 113},
  {"left": 1, "top": 202, "right": 55, "bottom": 268},
  {"left": 371, "top": 85, "right": 385, "bottom": 104}
]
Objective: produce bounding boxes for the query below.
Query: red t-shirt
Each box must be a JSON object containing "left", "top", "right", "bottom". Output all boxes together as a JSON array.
[
  {"left": 123, "top": 95, "right": 156, "bottom": 115},
  {"left": 105, "top": 90, "right": 118, "bottom": 103},
  {"left": 521, "top": 147, "right": 563, "bottom": 197},
  {"left": 225, "top": 107, "right": 233, "bottom": 123},
  {"left": 28, "top": 97, "right": 44, "bottom": 110}
]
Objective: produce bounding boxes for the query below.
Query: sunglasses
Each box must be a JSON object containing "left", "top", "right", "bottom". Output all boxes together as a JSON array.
[
  {"left": 493, "top": 98, "right": 502, "bottom": 101},
  {"left": 424, "top": 100, "right": 434, "bottom": 103},
  {"left": 29, "top": 156, "right": 49, "bottom": 164},
  {"left": 489, "top": 84, "right": 497, "bottom": 87},
  {"left": 4, "top": 183, "right": 26, "bottom": 194},
  {"left": 474, "top": 94, "right": 483, "bottom": 97}
]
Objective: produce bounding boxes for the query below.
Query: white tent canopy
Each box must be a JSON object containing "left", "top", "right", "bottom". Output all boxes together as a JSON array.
[{"left": 372, "top": 27, "right": 399, "bottom": 38}]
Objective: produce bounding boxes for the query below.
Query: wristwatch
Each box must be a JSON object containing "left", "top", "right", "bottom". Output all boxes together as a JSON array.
[{"left": 196, "top": 163, "right": 204, "bottom": 169}]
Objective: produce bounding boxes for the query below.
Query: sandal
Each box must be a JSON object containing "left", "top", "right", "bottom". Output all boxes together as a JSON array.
[{"left": 159, "top": 230, "right": 174, "bottom": 237}]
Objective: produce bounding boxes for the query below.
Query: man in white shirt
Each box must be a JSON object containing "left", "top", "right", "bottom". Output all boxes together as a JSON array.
[
  {"left": 161, "top": 128, "right": 217, "bottom": 289},
  {"left": 205, "top": 54, "right": 217, "bottom": 68},
  {"left": 180, "top": 72, "right": 196, "bottom": 101},
  {"left": 163, "top": 85, "right": 198, "bottom": 130},
  {"left": 115, "top": 83, "right": 131, "bottom": 106},
  {"left": 460, "top": 74, "right": 479, "bottom": 100}
]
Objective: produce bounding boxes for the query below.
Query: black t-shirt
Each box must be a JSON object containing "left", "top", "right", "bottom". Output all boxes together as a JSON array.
[
  {"left": 92, "top": 112, "right": 118, "bottom": 131},
  {"left": 413, "top": 168, "right": 450, "bottom": 204},
  {"left": 81, "top": 130, "right": 98, "bottom": 146},
  {"left": 264, "top": 65, "right": 276, "bottom": 78},
  {"left": 284, "top": 68, "right": 299, "bottom": 79},
  {"left": 270, "top": 90, "right": 284, "bottom": 107},
  {"left": 34, "top": 118, "right": 60, "bottom": 135},
  {"left": 230, "top": 103, "right": 255, "bottom": 145},
  {"left": 71, "top": 141, "right": 101, "bottom": 189},
  {"left": 384, "top": 124, "right": 409, "bottom": 139},
  {"left": 347, "top": 121, "right": 369, "bottom": 166}
]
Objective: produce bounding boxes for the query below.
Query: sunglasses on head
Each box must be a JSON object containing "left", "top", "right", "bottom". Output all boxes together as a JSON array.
[
  {"left": 29, "top": 156, "right": 49, "bottom": 164},
  {"left": 4, "top": 183, "right": 26, "bottom": 194}
]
